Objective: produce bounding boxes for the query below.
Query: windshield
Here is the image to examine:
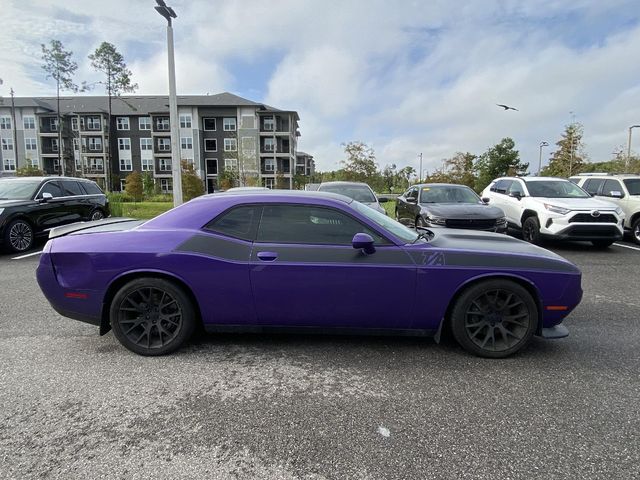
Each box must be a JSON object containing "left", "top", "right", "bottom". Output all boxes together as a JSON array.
[
  {"left": 352, "top": 201, "right": 420, "bottom": 243},
  {"left": 623, "top": 179, "right": 640, "bottom": 195},
  {"left": 526, "top": 180, "right": 590, "bottom": 198},
  {"left": 0, "top": 180, "right": 40, "bottom": 200},
  {"left": 420, "top": 185, "right": 481, "bottom": 204},
  {"left": 319, "top": 184, "right": 377, "bottom": 203}
]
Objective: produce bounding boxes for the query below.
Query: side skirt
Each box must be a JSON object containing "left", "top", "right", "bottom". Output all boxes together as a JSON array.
[{"left": 203, "top": 324, "right": 437, "bottom": 338}]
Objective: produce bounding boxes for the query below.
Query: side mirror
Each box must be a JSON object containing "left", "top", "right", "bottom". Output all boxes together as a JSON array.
[
  {"left": 406, "top": 197, "right": 416, "bottom": 203},
  {"left": 39, "top": 192, "right": 53, "bottom": 203},
  {"left": 482, "top": 197, "right": 490, "bottom": 204},
  {"left": 377, "top": 197, "right": 389, "bottom": 203},
  {"left": 352, "top": 232, "right": 376, "bottom": 255},
  {"left": 610, "top": 191, "right": 623, "bottom": 199},
  {"left": 509, "top": 192, "right": 522, "bottom": 200}
]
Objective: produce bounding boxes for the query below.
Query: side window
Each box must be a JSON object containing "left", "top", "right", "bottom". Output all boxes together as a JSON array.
[
  {"left": 493, "top": 180, "right": 512, "bottom": 194},
  {"left": 205, "top": 205, "right": 260, "bottom": 241},
  {"left": 583, "top": 178, "right": 604, "bottom": 195},
  {"left": 41, "top": 181, "right": 63, "bottom": 198},
  {"left": 81, "top": 182, "right": 104, "bottom": 195},
  {"left": 602, "top": 179, "right": 623, "bottom": 197},
  {"left": 61, "top": 180, "right": 84, "bottom": 196},
  {"left": 406, "top": 188, "right": 418, "bottom": 200},
  {"left": 257, "top": 205, "right": 387, "bottom": 245},
  {"left": 507, "top": 181, "right": 524, "bottom": 196}
]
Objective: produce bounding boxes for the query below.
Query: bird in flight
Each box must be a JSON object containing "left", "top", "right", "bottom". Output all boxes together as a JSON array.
[{"left": 497, "top": 104, "right": 518, "bottom": 111}]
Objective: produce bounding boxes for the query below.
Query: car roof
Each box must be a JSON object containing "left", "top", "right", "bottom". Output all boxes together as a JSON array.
[
  {"left": 199, "top": 189, "right": 353, "bottom": 203},
  {"left": 495, "top": 176, "right": 569, "bottom": 182},
  {"left": 0, "top": 176, "right": 95, "bottom": 183},
  {"left": 412, "top": 183, "right": 473, "bottom": 188}
]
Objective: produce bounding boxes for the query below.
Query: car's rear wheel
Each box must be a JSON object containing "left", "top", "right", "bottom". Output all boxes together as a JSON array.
[
  {"left": 632, "top": 218, "right": 640, "bottom": 245},
  {"left": 110, "top": 278, "right": 196, "bottom": 356},
  {"left": 522, "top": 216, "right": 541, "bottom": 245},
  {"left": 591, "top": 239, "right": 614, "bottom": 249},
  {"left": 90, "top": 209, "right": 105, "bottom": 221},
  {"left": 4, "top": 219, "right": 34, "bottom": 253},
  {"left": 450, "top": 279, "right": 538, "bottom": 358}
]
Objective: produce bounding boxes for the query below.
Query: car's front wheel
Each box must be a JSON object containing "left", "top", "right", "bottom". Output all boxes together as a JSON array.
[
  {"left": 632, "top": 218, "right": 640, "bottom": 245},
  {"left": 110, "top": 278, "right": 196, "bottom": 356},
  {"left": 522, "top": 216, "right": 541, "bottom": 245},
  {"left": 90, "top": 209, "right": 105, "bottom": 221},
  {"left": 450, "top": 279, "right": 538, "bottom": 358},
  {"left": 4, "top": 219, "right": 34, "bottom": 253}
]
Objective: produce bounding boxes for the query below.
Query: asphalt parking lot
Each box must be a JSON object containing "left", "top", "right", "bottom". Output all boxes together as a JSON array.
[{"left": 1, "top": 239, "right": 639, "bottom": 479}]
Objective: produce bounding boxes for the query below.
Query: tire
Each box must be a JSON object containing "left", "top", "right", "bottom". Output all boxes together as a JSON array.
[
  {"left": 591, "top": 239, "right": 614, "bottom": 249},
  {"left": 632, "top": 218, "right": 640, "bottom": 245},
  {"left": 110, "top": 278, "right": 196, "bottom": 356},
  {"left": 90, "top": 209, "right": 105, "bottom": 221},
  {"left": 522, "top": 216, "right": 541, "bottom": 245},
  {"left": 450, "top": 279, "right": 538, "bottom": 358},
  {"left": 4, "top": 219, "right": 34, "bottom": 253},
  {"left": 416, "top": 216, "right": 426, "bottom": 228}
]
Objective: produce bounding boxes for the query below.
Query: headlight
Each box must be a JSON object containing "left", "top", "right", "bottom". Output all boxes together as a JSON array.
[
  {"left": 426, "top": 215, "right": 447, "bottom": 226},
  {"left": 544, "top": 203, "right": 571, "bottom": 215},
  {"left": 496, "top": 216, "right": 507, "bottom": 225}
]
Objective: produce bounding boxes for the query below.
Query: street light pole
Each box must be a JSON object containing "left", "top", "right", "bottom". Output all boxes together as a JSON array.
[
  {"left": 155, "top": 0, "right": 183, "bottom": 207},
  {"left": 537, "top": 141, "right": 548, "bottom": 176},
  {"left": 627, "top": 125, "right": 640, "bottom": 171},
  {"left": 418, "top": 152, "right": 423, "bottom": 182}
]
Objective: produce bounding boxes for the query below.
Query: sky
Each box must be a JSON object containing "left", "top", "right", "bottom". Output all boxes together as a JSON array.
[{"left": 1, "top": 0, "right": 639, "bottom": 174}]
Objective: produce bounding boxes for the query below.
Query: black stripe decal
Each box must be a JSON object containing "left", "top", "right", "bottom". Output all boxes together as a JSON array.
[
  {"left": 408, "top": 250, "right": 578, "bottom": 272},
  {"left": 175, "top": 234, "right": 252, "bottom": 261}
]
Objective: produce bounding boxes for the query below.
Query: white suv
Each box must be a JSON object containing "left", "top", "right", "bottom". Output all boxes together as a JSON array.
[
  {"left": 570, "top": 174, "right": 640, "bottom": 245},
  {"left": 481, "top": 176, "right": 625, "bottom": 248}
]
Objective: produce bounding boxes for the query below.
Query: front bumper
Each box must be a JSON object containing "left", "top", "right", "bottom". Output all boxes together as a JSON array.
[{"left": 538, "top": 210, "right": 624, "bottom": 241}]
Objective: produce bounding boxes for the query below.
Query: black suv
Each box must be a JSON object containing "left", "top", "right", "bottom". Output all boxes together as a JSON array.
[{"left": 0, "top": 177, "right": 110, "bottom": 253}]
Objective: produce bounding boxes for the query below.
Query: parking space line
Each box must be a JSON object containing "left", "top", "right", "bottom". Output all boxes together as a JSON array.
[
  {"left": 11, "top": 251, "right": 43, "bottom": 260},
  {"left": 613, "top": 243, "right": 640, "bottom": 252}
]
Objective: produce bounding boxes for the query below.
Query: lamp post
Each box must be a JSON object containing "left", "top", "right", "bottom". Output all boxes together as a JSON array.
[
  {"left": 627, "top": 125, "right": 640, "bottom": 171},
  {"left": 418, "top": 152, "right": 423, "bottom": 182},
  {"left": 155, "top": 0, "right": 183, "bottom": 207},
  {"left": 537, "top": 141, "right": 548, "bottom": 176}
]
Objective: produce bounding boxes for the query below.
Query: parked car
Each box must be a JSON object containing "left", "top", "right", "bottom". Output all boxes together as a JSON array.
[
  {"left": 396, "top": 183, "right": 507, "bottom": 233},
  {"left": 317, "top": 181, "right": 387, "bottom": 214},
  {"left": 225, "top": 186, "right": 269, "bottom": 192},
  {"left": 0, "top": 176, "right": 109, "bottom": 253},
  {"left": 37, "top": 191, "right": 582, "bottom": 359},
  {"left": 481, "top": 176, "right": 624, "bottom": 248},
  {"left": 570, "top": 173, "right": 640, "bottom": 245}
]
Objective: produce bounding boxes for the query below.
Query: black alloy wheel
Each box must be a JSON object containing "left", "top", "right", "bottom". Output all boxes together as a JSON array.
[
  {"left": 522, "top": 216, "right": 541, "bottom": 245},
  {"left": 451, "top": 280, "right": 537, "bottom": 358},
  {"left": 110, "top": 278, "right": 196, "bottom": 355},
  {"left": 632, "top": 218, "right": 640, "bottom": 245},
  {"left": 90, "top": 209, "right": 105, "bottom": 221},
  {"left": 5, "top": 219, "right": 34, "bottom": 253}
]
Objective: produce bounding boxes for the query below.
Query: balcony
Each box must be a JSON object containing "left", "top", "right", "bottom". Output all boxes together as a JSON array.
[
  {"left": 260, "top": 116, "right": 290, "bottom": 133},
  {"left": 39, "top": 118, "right": 59, "bottom": 134},
  {"left": 153, "top": 117, "right": 171, "bottom": 133},
  {"left": 260, "top": 140, "right": 290, "bottom": 154}
]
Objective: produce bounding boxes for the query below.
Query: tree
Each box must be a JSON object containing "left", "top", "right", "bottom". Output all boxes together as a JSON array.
[
  {"left": 124, "top": 171, "right": 143, "bottom": 201},
  {"left": 181, "top": 160, "right": 204, "bottom": 201},
  {"left": 397, "top": 166, "right": 416, "bottom": 189},
  {"left": 474, "top": 138, "right": 527, "bottom": 192},
  {"left": 542, "top": 123, "right": 586, "bottom": 177},
  {"left": 444, "top": 152, "right": 477, "bottom": 188},
  {"left": 341, "top": 141, "right": 378, "bottom": 182},
  {"left": 218, "top": 168, "right": 237, "bottom": 190},
  {"left": 381, "top": 164, "right": 397, "bottom": 193},
  {"left": 88, "top": 42, "right": 138, "bottom": 191},
  {"left": 142, "top": 171, "right": 155, "bottom": 197},
  {"left": 41, "top": 40, "right": 81, "bottom": 176}
]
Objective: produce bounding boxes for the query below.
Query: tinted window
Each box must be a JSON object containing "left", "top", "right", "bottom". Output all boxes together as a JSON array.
[
  {"left": 41, "top": 181, "right": 63, "bottom": 198},
  {"left": 583, "top": 178, "right": 604, "bottom": 195},
  {"left": 61, "top": 180, "right": 84, "bottom": 196},
  {"left": 81, "top": 182, "right": 104, "bottom": 195},
  {"left": 602, "top": 179, "right": 623, "bottom": 197},
  {"left": 623, "top": 179, "right": 640, "bottom": 195},
  {"left": 493, "top": 179, "right": 512, "bottom": 194},
  {"left": 257, "top": 205, "right": 385, "bottom": 245},
  {"left": 318, "top": 184, "right": 377, "bottom": 203},
  {"left": 205, "top": 205, "right": 260, "bottom": 241},
  {"left": 420, "top": 185, "right": 481, "bottom": 203}
]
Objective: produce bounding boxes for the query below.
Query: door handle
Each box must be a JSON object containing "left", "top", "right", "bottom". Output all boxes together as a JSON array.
[{"left": 257, "top": 251, "right": 278, "bottom": 262}]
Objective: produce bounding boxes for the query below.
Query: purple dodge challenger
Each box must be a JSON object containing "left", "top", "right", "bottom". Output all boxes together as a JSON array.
[{"left": 36, "top": 191, "right": 582, "bottom": 358}]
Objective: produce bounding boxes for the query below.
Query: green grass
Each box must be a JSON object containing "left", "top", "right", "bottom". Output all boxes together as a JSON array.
[
  {"left": 382, "top": 199, "right": 396, "bottom": 217},
  {"left": 110, "top": 201, "right": 173, "bottom": 220}
]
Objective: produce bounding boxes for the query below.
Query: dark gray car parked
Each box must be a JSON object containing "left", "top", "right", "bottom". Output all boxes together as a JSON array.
[
  {"left": 395, "top": 183, "right": 507, "bottom": 232},
  {"left": 0, "top": 176, "right": 110, "bottom": 253}
]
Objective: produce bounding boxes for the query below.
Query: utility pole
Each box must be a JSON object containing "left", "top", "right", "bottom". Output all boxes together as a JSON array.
[
  {"left": 628, "top": 125, "right": 640, "bottom": 171},
  {"left": 418, "top": 152, "right": 423, "bottom": 182},
  {"left": 537, "top": 141, "right": 548, "bottom": 176},
  {"left": 10, "top": 88, "right": 18, "bottom": 170}
]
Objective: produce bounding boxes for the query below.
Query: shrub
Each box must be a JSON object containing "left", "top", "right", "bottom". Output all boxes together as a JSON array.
[
  {"left": 125, "top": 171, "right": 143, "bottom": 201},
  {"left": 16, "top": 165, "right": 44, "bottom": 177},
  {"left": 181, "top": 160, "right": 205, "bottom": 201}
]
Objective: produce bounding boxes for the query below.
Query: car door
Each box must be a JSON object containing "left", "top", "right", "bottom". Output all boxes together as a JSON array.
[
  {"left": 597, "top": 179, "right": 626, "bottom": 210},
  {"left": 33, "top": 181, "right": 71, "bottom": 231},
  {"left": 488, "top": 179, "right": 514, "bottom": 224},
  {"left": 249, "top": 203, "right": 416, "bottom": 328},
  {"left": 502, "top": 180, "right": 526, "bottom": 225},
  {"left": 398, "top": 187, "right": 418, "bottom": 225},
  {"left": 60, "top": 180, "right": 90, "bottom": 221}
]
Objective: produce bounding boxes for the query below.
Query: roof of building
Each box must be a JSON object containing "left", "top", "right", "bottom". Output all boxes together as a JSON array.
[{"left": 296, "top": 151, "right": 313, "bottom": 157}]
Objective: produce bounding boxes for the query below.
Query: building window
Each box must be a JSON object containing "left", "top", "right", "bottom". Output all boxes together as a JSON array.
[
  {"left": 156, "top": 117, "right": 170, "bottom": 131},
  {"left": 120, "top": 179, "right": 127, "bottom": 191},
  {"left": 159, "top": 159, "right": 172, "bottom": 171},
  {"left": 28, "top": 157, "right": 39, "bottom": 168},
  {"left": 223, "top": 118, "right": 236, "bottom": 131},
  {"left": 264, "top": 138, "right": 275, "bottom": 152},
  {"left": 158, "top": 138, "right": 171, "bottom": 151},
  {"left": 224, "top": 138, "right": 237, "bottom": 152},
  {"left": 203, "top": 118, "right": 216, "bottom": 131},
  {"left": 89, "top": 138, "right": 103, "bottom": 151},
  {"left": 25, "top": 138, "right": 37, "bottom": 151},
  {"left": 120, "top": 158, "right": 133, "bottom": 171},
  {"left": 140, "top": 138, "right": 153, "bottom": 151},
  {"left": 2, "top": 138, "right": 13, "bottom": 150},
  {"left": 75, "top": 156, "right": 82, "bottom": 170},
  {"left": 49, "top": 118, "right": 59, "bottom": 131},
  {"left": 72, "top": 138, "right": 79, "bottom": 151},
  {"left": 224, "top": 158, "right": 238, "bottom": 171},
  {"left": 263, "top": 177, "right": 275, "bottom": 189},
  {"left": 88, "top": 157, "right": 103, "bottom": 171},
  {"left": 263, "top": 117, "right": 274, "bottom": 131},
  {"left": 204, "top": 139, "right": 217, "bottom": 152},
  {"left": 3, "top": 158, "right": 16, "bottom": 171},
  {"left": 51, "top": 138, "right": 59, "bottom": 152},
  {"left": 181, "top": 137, "right": 193, "bottom": 150},
  {"left": 0, "top": 117, "right": 12, "bottom": 129},
  {"left": 139, "top": 117, "right": 151, "bottom": 130},
  {"left": 242, "top": 137, "right": 255, "bottom": 152},
  {"left": 179, "top": 114, "right": 192, "bottom": 128},
  {"left": 118, "top": 138, "right": 131, "bottom": 151},
  {"left": 160, "top": 178, "right": 172, "bottom": 193},
  {"left": 23, "top": 116, "right": 36, "bottom": 130},
  {"left": 116, "top": 117, "right": 130, "bottom": 130},
  {"left": 264, "top": 158, "right": 275, "bottom": 172},
  {"left": 206, "top": 158, "right": 218, "bottom": 175},
  {"left": 87, "top": 116, "right": 101, "bottom": 130},
  {"left": 141, "top": 158, "right": 154, "bottom": 171},
  {"left": 71, "top": 117, "right": 78, "bottom": 131}
]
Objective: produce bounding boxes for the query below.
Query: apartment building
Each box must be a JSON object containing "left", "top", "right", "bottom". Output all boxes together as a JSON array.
[
  {"left": 0, "top": 92, "right": 303, "bottom": 192},
  {"left": 296, "top": 151, "right": 315, "bottom": 177}
]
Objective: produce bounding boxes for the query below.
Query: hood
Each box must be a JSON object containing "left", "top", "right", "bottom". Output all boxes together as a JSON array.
[
  {"left": 420, "top": 202, "right": 504, "bottom": 219},
  {"left": 530, "top": 197, "right": 619, "bottom": 210},
  {"left": 0, "top": 199, "right": 35, "bottom": 209}
]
